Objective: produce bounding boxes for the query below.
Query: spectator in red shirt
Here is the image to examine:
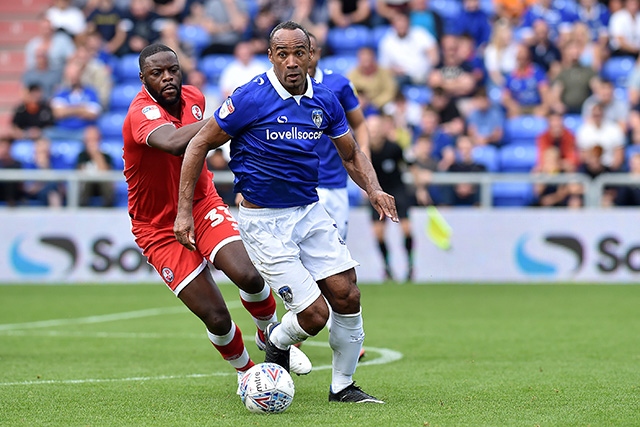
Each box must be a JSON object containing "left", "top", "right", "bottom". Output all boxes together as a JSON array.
[{"left": 535, "top": 109, "right": 579, "bottom": 172}]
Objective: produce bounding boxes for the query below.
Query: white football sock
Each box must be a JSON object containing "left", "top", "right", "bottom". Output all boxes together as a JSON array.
[
  {"left": 270, "top": 311, "right": 311, "bottom": 350},
  {"left": 329, "top": 309, "right": 364, "bottom": 393}
]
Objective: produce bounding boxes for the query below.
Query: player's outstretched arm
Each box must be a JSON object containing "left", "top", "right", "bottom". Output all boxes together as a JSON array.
[
  {"left": 148, "top": 118, "right": 210, "bottom": 156},
  {"left": 174, "top": 117, "right": 232, "bottom": 250},
  {"left": 332, "top": 133, "right": 399, "bottom": 222}
]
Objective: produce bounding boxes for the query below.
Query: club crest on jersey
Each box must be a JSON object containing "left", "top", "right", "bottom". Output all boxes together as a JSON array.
[
  {"left": 192, "top": 105, "right": 203, "bottom": 120},
  {"left": 161, "top": 267, "right": 174, "bottom": 283},
  {"left": 142, "top": 105, "right": 161, "bottom": 120},
  {"left": 312, "top": 109, "right": 323, "bottom": 128},
  {"left": 278, "top": 286, "right": 294, "bottom": 304},
  {"left": 218, "top": 98, "right": 235, "bottom": 119}
]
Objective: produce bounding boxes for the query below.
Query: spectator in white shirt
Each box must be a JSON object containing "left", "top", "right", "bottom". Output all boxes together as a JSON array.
[
  {"left": 576, "top": 102, "right": 626, "bottom": 171},
  {"left": 218, "top": 41, "right": 270, "bottom": 98},
  {"left": 608, "top": 0, "right": 640, "bottom": 57}
]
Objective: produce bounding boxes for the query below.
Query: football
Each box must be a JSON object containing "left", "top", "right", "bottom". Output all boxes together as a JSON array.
[{"left": 239, "top": 362, "right": 295, "bottom": 414}]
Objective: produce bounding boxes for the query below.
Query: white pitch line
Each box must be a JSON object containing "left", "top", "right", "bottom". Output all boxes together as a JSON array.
[{"left": 0, "top": 341, "right": 403, "bottom": 387}]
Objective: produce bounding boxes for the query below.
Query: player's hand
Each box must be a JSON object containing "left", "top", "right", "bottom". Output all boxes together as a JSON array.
[
  {"left": 370, "top": 190, "right": 398, "bottom": 223},
  {"left": 173, "top": 213, "right": 196, "bottom": 251}
]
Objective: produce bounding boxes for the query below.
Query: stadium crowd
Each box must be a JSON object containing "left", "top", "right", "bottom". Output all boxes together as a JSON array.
[{"left": 2, "top": 0, "right": 640, "bottom": 208}]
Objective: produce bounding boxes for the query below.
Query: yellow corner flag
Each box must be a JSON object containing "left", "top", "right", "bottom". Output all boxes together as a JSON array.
[{"left": 425, "top": 205, "right": 452, "bottom": 250}]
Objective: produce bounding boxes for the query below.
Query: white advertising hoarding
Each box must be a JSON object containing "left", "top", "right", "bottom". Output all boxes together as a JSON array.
[{"left": 0, "top": 208, "right": 639, "bottom": 284}]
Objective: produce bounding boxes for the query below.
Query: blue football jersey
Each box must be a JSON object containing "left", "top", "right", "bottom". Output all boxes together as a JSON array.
[
  {"left": 313, "top": 69, "right": 361, "bottom": 189},
  {"left": 214, "top": 68, "right": 350, "bottom": 208}
]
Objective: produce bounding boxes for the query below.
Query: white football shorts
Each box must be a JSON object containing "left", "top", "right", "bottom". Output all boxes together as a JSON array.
[
  {"left": 238, "top": 202, "right": 359, "bottom": 314},
  {"left": 317, "top": 186, "right": 349, "bottom": 241}
]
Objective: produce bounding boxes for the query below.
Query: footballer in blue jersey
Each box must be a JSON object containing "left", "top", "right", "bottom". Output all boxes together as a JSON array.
[
  {"left": 309, "top": 33, "right": 370, "bottom": 241},
  {"left": 175, "top": 21, "right": 397, "bottom": 404}
]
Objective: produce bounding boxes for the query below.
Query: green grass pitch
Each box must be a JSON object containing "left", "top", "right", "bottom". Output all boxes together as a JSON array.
[{"left": 1, "top": 283, "right": 639, "bottom": 426}]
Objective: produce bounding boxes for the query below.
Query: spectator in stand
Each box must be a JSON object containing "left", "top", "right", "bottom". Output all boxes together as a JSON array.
[
  {"left": 576, "top": 0, "right": 610, "bottom": 46},
  {"left": 11, "top": 84, "right": 55, "bottom": 141},
  {"left": 549, "top": 39, "right": 598, "bottom": 114},
  {"left": 571, "top": 21, "right": 604, "bottom": 72},
  {"left": 428, "top": 34, "right": 478, "bottom": 102},
  {"left": 439, "top": 134, "right": 487, "bottom": 207},
  {"left": 484, "top": 19, "right": 519, "bottom": 88},
  {"left": 76, "top": 125, "right": 115, "bottom": 207},
  {"left": 22, "top": 137, "right": 65, "bottom": 207},
  {"left": 0, "top": 136, "right": 23, "bottom": 207},
  {"left": 459, "top": 32, "right": 487, "bottom": 88},
  {"left": 218, "top": 41, "right": 270, "bottom": 98},
  {"left": 375, "top": 0, "right": 411, "bottom": 23},
  {"left": 453, "top": 0, "right": 492, "bottom": 50},
  {"left": 429, "top": 86, "right": 465, "bottom": 137},
  {"left": 528, "top": 19, "right": 562, "bottom": 76},
  {"left": 581, "top": 78, "right": 629, "bottom": 132},
  {"left": 466, "top": 87, "right": 505, "bottom": 146},
  {"left": 578, "top": 144, "right": 616, "bottom": 205},
  {"left": 502, "top": 43, "right": 551, "bottom": 117},
  {"left": 494, "top": 0, "right": 535, "bottom": 24},
  {"left": 84, "top": 0, "right": 127, "bottom": 56},
  {"left": 367, "top": 113, "right": 415, "bottom": 282},
  {"left": 46, "top": 0, "right": 87, "bottom": 40},
  {"left": 614, "top": 152, "right": 640, "bottom": 205},
  {"left": 382, "top": 91, "right": 421, "bottom": 148},
  {"left": 72, "top": 42, "right": 114, "bottom": 110},
  {"left": 519, "top": 0, "right": 577, "bottom": 45},
  {"left": 378, "top": 11, "right": 439, "bottom": 87},
  {"left": 417, "top": 104, "right": 455, "bottom": 158},
  {"left": 118, "top": 0, "right": 164, "bottom": 56},
  {"left": 608, "top": 0, "right": 640, "bottom": 57},
  {"left": 48, "top": 59, "right": 103, "bottom": 142},
  {"left": 153, "top": 0, "right": 194, "bottom": 21},
  {"left": 628, "top": 57, "right": 640, "bottom": 143},
  {"left": 185, "top": 69, "right": 221, "bottom": 119},
  {"left": 22, "top": 45, "right": 62, "bottom": 101},
  {"left": 576, "top": 102, "right": 626, "bottom": 172},
  {"left": 328, "top": 0, "right": 372, "bottom": 28},
  {"left": 25, "top": 16, "right": 76, "bottom": 75},
  {"left": 408, "top": 0, "right": 444, "bottom": 41},
  {"left": 535, "top": 109, "right": 579, "bottom": 172},
  {"left": 348, "top": 46, "right": 398, "bottom": 110},
  {"left": 408, "top": 133, "right": 442, "bottom": 206},
  {"left": 158, "top": 19, "right": 196, "bottom": 75},
  {"left": 531, "top": 146, "right": 581, "bottom": 207},
  {"left": 184, "top": 0, "right": 248, "bottom": 56}
]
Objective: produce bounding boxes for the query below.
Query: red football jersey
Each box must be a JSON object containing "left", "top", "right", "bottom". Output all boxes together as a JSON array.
[{"left": 123, "top": 85, "right": 216, "bottom": 226}]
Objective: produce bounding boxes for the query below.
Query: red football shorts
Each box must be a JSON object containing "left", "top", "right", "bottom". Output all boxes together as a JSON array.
[{"left": 132, "top": 195, "right": 241, "bottom": 295}]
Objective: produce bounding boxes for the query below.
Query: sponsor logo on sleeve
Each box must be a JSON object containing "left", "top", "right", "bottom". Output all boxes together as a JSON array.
[
  {"left": 142, "top": 105, "right": 161, "bottom": 120},
  {"left": 218, "top": 98, "right": 235, "bottom": 119}
]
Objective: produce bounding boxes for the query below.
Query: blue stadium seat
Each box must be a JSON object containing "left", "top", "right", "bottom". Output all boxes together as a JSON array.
[
  {"left": 430, "top": 0, "right": 462, "bottom": 19},
  {"left": 50, "top": 140, "right": 83, "bottom": 169},
  {"left": 101, "top": 139, "right": 124, "bottom": 170},
  {"left": 326, "top": 25, "right": 371, "bottom": 55},
  {"left": 472, "top": 145, "right": 499, "bottom": 172},
  {"left": 563, "top": 114, "right": 582, "bottom": 134},
  {"left": 601, "top": 56, "right": 635, "bottom": 87},
  {"left": 98, "top": 112, "right": 127, "bottom": 139},
  {"left": 114, "top": 54, "right": 141, "bottom": 84},
  {"left": 492, "top": 182, "right": 534, "bottom": 207},
  {"left": 319, "top": 55, "right": 358, "bottom": 76},
  {"left": 503, "top": 115, "right": 547, "bottom": 145},
  {"left": 402, "top": 85, "right": 432, "bottom": 105},
  {"left": 114, "top": 180, "right": 129, "bottom": 207},
  {"left": 199, "top": 54, "right": 235, "bottom": 85},
  {"left": 177, "top": 24, "right": 211, "bottom": 57},
  {"left": 499, "top": 144, "right": 538, "bottom": 172},
  {"left": 110, "top": 83, "right": 140, "bottom": 112},
  {"left": 10, "top": 139, "right": 34, "bottom": 165}
]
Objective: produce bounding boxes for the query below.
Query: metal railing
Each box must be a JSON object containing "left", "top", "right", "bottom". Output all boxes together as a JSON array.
[{"left": 0, "top": 169, "right": 638, "bottom": 208}]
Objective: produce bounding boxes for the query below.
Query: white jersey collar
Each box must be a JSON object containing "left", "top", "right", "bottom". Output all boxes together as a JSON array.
[
  {"left": 314, "top": 68, "right": 324, "bottom": 83},
  {"left": 267, "top": 68, "right": 314, "bottom": 105}
]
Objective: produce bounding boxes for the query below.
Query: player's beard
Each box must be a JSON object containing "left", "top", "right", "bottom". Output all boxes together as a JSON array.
[{"left": 146, "top": 83, "right": 182, "bottom": 110}]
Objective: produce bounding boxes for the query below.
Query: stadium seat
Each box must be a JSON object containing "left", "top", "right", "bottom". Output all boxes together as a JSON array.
[
  {"left": 402, "top": 85, "right": 432, "bottom": 105},
  {"left": 601, "top": 56, "right": 635, "bottom": 87},
  {"left": 429, "top": 0, "right": 462, "bottom": 19},
  {"left": 114, "top": 180, "right": 129, "bottom": 207},
  {"left": 499, "top": 144, "right": 537, "bottom": 172},
  {"left": 326, "top": 25, "right": 371, "bottom": 55},
  {"left": 101, "top": 139, "right": 124, "bottom": 170},
  {"left": 50, "top": 140, "right": 83, "bottom": 169},
  {"left": 98, "top": 112, "right": 127, "bottom": 139},
  {"left": 319, "top": 55, "right": 358, "bottom": 76},
  {"left": 370, "top": 25, "right": 391, "bottom": 49},
  {"left": 114, "top": 54, "right": 141, "bottom": 84},
  {"left": 10, "top": 139, "right": 34, "bottom": 165},
  {"left": 492, "top": 182, "right": 534, "bottom": 207},
  {"left": 177, "top": 24, "right": 211, "bottom": 57},
  {"left": 563, "top": 114, "right": 582, "bottom": 134},
  {"left": 503, "top": 115, "right": 547, "bottom": 145},
  {"left": 472, "top": 145, "right": 499, "bottom": 172},
  {"left": 110, "top": 83, "right": 140, "bottom": 112},
  {"left": 199, "top": 54, "right": 235, "bottom": 85}
]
